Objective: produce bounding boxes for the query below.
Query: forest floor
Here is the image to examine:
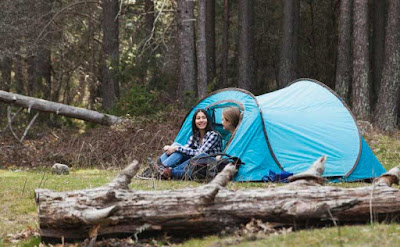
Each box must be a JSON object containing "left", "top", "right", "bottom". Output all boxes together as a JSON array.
[
  {"left": 0, "top": 110, "right": 186, "bottom": 170},
  {"left": 1, "top": 112, "right": 400, "bottom": 246}
]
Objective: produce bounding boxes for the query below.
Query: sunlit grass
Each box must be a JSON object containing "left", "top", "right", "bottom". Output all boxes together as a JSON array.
[
  {"left": 0, "top": 168, "right": 118, "bottom": 242},
  {"left": 365, "top": 132, "right": 400, "bottom": 171}
]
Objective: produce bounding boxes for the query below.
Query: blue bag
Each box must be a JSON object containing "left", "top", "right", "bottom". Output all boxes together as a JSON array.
[{"left": 262, "top": 170, "right": 293, "bottom": 183}]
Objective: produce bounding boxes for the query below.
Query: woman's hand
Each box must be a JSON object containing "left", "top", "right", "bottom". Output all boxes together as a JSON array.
[
  {"left": 163, "top": 145, "right": 170, "bottom": 151},
  {"left": 166, "top": 145, "right": 178, "bottom": 155}
]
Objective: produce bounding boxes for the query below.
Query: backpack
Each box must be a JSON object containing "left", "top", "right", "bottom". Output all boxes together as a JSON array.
[{"left": 185, "top": 153, "right": 244, "bottom": 182}]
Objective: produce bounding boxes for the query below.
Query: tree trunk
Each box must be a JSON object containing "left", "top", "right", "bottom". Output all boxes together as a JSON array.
[
  {"left": 27, "top": 55, "right": 35, "bottom": 96},
  {"left": 35, "top": 48, "right": 52, "bottom": 99},
  {"left": 139, "top": 0, "right": 155, "bottom": 86},
  {"left": 371, "top": 0, "right": 387, "bottom": 108},
  {"left": 206, "top": 0, "right": 216, "bottom": 86},
  {"left": 0, "top": 56, "right": 12, "bottom": 118},
  {"left": 144, "top": 0, "right": 155, "bottom": 42},
  {"left": 373, "top": 0, "right": 400, "bottom": 132},
  {"left": 101, "top": 0, "right": 120, "bottom": 111},
  {"left": 352, "top": 0, "right": 370, "bottom": 120},
  {"left": 88, "top": 6, "right": 100, "bottom": 110},
  {"left": 14, "top": 53, "right": 26, "bottom": 94},
  {"left": 0, "top": 90, "right": 125, "bottom": 125},
  {"left": 238, "top": 0, "right": 255, "bottom": 91},
  {"left": 335, "top": 0, "right": 353, "bottom": 103},
  {"left": 35, "top": 162, "right": 400, "bottom": 242},
  {"left": 177, "top": 0, "right": 196, "bottom": 105},
  {"left": 221, "top": 0, "right": 230, "bottom": 88},
  {"left": 30, "top": 0, "right": 53, "bottom": 100},
  {"left": 0, "top": 56, "right": 12, "bottom": 91},
  {"left": 197, "top": 0, "right": 208, "bottom": 99},
  {"left": 279, "top": 0, "right": 299, "bottom": 88}
]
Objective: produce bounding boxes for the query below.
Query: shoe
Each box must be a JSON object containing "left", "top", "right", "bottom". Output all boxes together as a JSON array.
[
  {"left": 156, "top": 157, "right": 163, "bottom": 166},
  {"left": 161, "top": 167, "right": 172, "bottom": 180},
  {"left": 148, "top": 157, "right": 164, "bottom": 174}
]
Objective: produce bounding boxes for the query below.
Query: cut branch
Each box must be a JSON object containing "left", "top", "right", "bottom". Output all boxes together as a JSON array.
[
  {"left": 35, "top": 161, "right": 400, "bottom": 241},
  {"left": 0, "top": 90, "right": 126, "bottom": 125}
]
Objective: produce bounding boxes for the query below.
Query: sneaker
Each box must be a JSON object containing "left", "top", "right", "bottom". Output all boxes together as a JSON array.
[
  {"left": 147, "top": 157, "right": 164, "bottom": 174},
  {"left": 156, "top": 158, "right": 167, "bottom": 171},
  {"left": 161, "top": 167, "right": 172, "bottom": 180},
  {"left": 138, "top": 167, "right": 152, "bottom": 178}
]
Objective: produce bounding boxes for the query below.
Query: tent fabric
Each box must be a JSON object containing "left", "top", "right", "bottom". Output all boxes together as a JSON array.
[{"left": 174, "top": 78, "right": 386, "bottom": 181}]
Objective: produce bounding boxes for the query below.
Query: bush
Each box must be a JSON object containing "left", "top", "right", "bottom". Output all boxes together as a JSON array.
[{"left": 112, "top": 85, "right": 162, "bottom": 116}]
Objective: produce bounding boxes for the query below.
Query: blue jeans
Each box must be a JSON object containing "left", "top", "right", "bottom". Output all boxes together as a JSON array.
[
  {"left": 170, "top": 159, "right": 191, "bottom": 179},
  {"left": 160, "top": 152, "right": 190, "bottom": 168}
]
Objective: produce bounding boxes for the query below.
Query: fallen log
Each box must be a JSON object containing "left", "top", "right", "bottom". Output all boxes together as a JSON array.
[
  {"left": 35, "top": 158, "right": 400, "bottom": 241},
  {"left": 0, "top": 90, "right": 125, "bottom": 125}
]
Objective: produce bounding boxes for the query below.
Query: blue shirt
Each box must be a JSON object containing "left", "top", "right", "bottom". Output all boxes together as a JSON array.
[{"left": 177, "top": 130, "right": 222, "bottom": 156}]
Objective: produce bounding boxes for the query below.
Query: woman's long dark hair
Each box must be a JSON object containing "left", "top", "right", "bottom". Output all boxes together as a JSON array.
[{"left": 191, "top": 109, "right": 214, "bottom": 137}]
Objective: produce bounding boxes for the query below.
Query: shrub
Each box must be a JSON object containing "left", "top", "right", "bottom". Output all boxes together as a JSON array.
[{"left": 112, "top": 85, "right": 161, "bottom": 116}]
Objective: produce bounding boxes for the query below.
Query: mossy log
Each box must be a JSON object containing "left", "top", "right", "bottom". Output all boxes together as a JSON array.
[{"left": 35, "top": 159, "right": 400, "bottom": 241}]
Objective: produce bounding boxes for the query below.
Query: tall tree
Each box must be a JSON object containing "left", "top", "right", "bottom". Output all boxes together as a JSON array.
[
  {"left": 238, "top": 0, "right": 255, "bottom": 90},
  {"left": 221, "top": 0, "right": 230, "bottom": 88},
  {"left": 34, "top": 48, "right": 52, "bottom": 99},
  {"left": 371, "top": 0, "right": 387, "bottom": 107},
  {"left": 335, "top": 0, "right": 352, "bottom": 103},
  {"left": 88, "top": 3, "right": 100, "bottom": 109},
  {"left": 373, "top": 0, "right": 400, "bottom": 132},
  {"left": 139, "top": 0, "right": 155, "bottom": 86},
  {"left": 177, "top": 0, "right": 196, "bottom": 105},
  {"left": 14, "top": 53, "right": 25, "bottom": 94},
  {"left": 0, "top": 57, "right": 12, "bottom": 91},
  {"left": 352, "top": 0, "right": 370, "bottom": 120},
  {"left": 279, "top": 0, "right": 299, "bottom": 88},
  {"left": 27, "top": 55, "right": 35, "bottom": 96},
  {"left": 101, "top": 0, "right": 120, "bottom": 111},
  {"left": 206, "top": 0, "right": 215, "bottom": 85},
  {"left": 24, "top": 0, "right": 53, "bottom": 99},
  {"left": 197, "top": 0, "right": 208, "bottom": 98}
]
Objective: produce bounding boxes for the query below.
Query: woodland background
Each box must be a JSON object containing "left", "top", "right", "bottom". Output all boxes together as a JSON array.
[
  {"left": 0, "top": 0, "right": 399, "bottom": 131},
  {"left": 2, "top": 1, "right": 400, "bottom": 245}
]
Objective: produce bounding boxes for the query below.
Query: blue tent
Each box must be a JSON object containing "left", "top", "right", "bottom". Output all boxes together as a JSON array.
[{"left": 174, "top": 79, "right": 386, "bottom": 181}]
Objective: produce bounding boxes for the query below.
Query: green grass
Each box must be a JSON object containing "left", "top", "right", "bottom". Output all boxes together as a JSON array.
[
  {"left": 0, "top": 168, "right": 118, "bottom": 244},
  {"left": 365, "top": 132, "right": 400, "bottom": 171},
  {"left": 178, "top": 224, "right": 400, "bottom": 247},
  {"left": 0, "top": 132, "right": 400, "bottom": 246}
]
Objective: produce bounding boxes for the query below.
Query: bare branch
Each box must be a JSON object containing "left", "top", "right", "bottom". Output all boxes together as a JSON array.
[
  {"left": 20, "top": 112, "right": 40, "bottom": 143},
  {"left": 35, "top": 0, "right": 100, "bottom": 44},
  {"left": 138, "top": 0, "right": 167, "bottom": 56},
  {"left": 6, "top": 106, "right": 22, "bottom": 143},
  {"left": 2, "top": 107, "right": 23, "bottom": 134}
]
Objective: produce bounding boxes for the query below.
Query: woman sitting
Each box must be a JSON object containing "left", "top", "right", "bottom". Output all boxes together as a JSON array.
[
  {"left": 221, "top": 106, "right": 240, "bottom": 134},
  {"left": 159, "top": 109, "right": 222, "bottom": 179}
]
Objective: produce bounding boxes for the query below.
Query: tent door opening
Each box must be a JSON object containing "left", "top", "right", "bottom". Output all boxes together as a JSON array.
[{"left": 205, "top": 101, "right": 243, "bottom": 150}]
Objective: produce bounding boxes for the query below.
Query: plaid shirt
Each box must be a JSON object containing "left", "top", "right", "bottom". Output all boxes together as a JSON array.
[{"left": 177, "top": 131, "right": 222, "bottom": 156}]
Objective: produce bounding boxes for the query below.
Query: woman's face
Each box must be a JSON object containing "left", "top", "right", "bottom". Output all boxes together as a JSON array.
[
  {"left": 195, "top": 111, "right": 208, "bottom": 130},
  {"left": 222, "top": 114, "right": 230, "bottom": 130}
]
